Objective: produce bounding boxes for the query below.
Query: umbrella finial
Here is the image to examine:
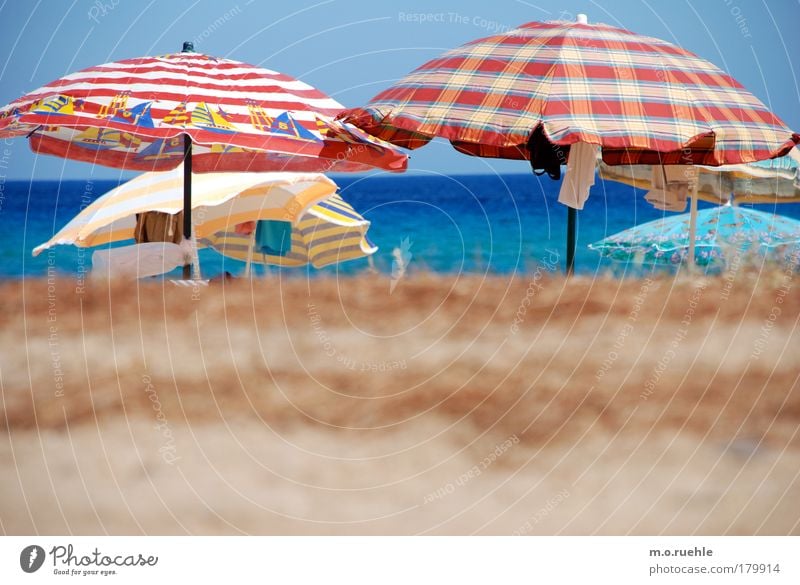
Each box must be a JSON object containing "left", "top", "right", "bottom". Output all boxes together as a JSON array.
[
  {"left": 182, "top": 41, "right": 194, "bottom": 53},
  {"left": 576, "top": 14, "right": 588, "bottom": 24}
]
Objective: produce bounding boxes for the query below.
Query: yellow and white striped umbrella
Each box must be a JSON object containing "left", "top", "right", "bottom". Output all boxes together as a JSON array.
[
  {"left": 199, "top": 193, "right": 377, "bottom": 268},
  {"left": 32, "top": 166, "right": 337, "bottom": 256},
  {"left": 598, "top": 148, "right": 800, "bottom": 205}
]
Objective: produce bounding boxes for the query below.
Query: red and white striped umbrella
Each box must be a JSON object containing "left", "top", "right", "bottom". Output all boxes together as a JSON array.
[
  {"left": 0, "top": 46, "right": 407, "bottom": 173},
  {"left": 0, "top": 43, "right": 407, "bottom": 278}
]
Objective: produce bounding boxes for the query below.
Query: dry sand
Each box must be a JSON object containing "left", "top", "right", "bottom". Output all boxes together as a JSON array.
[{"left": 1, "top": 269, "right": 799, "bottom": 535}]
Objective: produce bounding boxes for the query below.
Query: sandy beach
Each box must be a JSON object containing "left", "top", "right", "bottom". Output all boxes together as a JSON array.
[{"left": 1, "top": 270, "right": 798, "bottom": 535}]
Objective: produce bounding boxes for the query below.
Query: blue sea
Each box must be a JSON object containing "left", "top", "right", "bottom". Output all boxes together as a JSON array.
[{"left": 2, "top": 173, "right": 800, "bottom": 279}]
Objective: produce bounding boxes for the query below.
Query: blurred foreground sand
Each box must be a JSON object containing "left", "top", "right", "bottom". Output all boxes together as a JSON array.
[{"left": 1, "top": 271, "right": 798, "bottom": 534}]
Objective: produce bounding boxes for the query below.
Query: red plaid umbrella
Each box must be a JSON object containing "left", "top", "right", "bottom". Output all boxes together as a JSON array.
[
  {"left": 0, "top": 43, "right": 407, "bottom": 277},
  {"left": 341, "top": 16, "right": 799, "bottom": 271}
]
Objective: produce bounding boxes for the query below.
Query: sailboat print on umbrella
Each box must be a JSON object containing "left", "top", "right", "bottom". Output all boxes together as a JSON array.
[
  {"left": 137, "top": 101, "right": 236, "bottom": 161},
  {"left": 269, "top": 112, "right": 321, "bottom": 142},
  {"left": 76, "top": 128, "right": 143, "bottom": 150},
  {"left": 136, "top": 136, "right": 184, "bottom": 161},
  {"left": 1, "top": 95, "right": 77, "bottom": 134},
  {"left": 32, "top": 95, "right": 77, "bottom": 116},
  {"left": 111, "top": 101, "right": 155, "bottom": 127},
  {"left": 161, "top": 101, "right": 191, "bottom": 127},
  {"left": 76, "top": 96, "right": 153, "bottom": 150},
  {"left": 191, "top": 102, "right": 236, "bottom": 132}
]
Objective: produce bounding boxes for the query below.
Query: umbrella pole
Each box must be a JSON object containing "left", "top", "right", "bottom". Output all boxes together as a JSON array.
[
  {"left": 244, "top": 229, "right": 255, "bottom": 278},
  {"left": 566, "top": 206, "right": 577, "bottom": 275},
  {"left": 182, "top": 134, "right": 195, "bottom": 279},
  {"left": 190, "top": 233, "right": 201, "bottom": 279},
  {"left": 688, "top": 179, "right": 698, "bottom": 270}
]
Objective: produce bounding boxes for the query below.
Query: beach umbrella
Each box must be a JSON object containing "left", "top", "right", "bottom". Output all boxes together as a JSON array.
[
  {"left": 599, "top": 149, "right": 800, "bottom": 205},
  {"left": 340, "top": 15, "right": 799, "bottom": 273},
  {"left": 199, "top": 193, "right": 377, "bottom": 272},
  {"left": 588, "top": 204, "right": 800, "bottom": 267},
  {"left": 598, "top": 148, "right": 800, "bottom": 265},
  {"left": 1, "top": 42, "right": 407, "bottom": 276},
  {"left": 33, "top": 168, "right": 376, "bottom": 278},
  {"left": 32, "top": 168, "right": 338, "bottom": 260}
]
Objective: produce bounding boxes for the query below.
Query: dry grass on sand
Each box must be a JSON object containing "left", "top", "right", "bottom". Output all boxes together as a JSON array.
[{"left": 1, "top": 269, "right": 799, "bottom": 534}]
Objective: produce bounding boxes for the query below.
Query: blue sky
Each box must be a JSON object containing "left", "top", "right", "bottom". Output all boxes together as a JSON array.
[{"left": 0, "top": 0, "right": 798, "bottom": 179}]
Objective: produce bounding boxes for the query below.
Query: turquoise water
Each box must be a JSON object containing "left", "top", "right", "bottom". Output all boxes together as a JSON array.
[{"left": 2, "top": 173, "right": 799, "bottom": 279}]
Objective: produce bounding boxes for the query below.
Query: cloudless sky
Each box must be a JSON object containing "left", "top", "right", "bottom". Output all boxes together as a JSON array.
[{"left": 0, "top": 0, "right": 798, "bottom": 179}]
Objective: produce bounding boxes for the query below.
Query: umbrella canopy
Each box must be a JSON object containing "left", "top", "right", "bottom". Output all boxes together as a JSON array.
[
  {"left": 589, "top": 205, "right": 800, "bottom": 266},
  {"left": 599, "top": 148, "right": 800, "bottom": 204},
  {"left": 2, "top": 43, "right": 408, "bottom": 279},
  {"left": 0, "top": 46, "right": 407, "bottom": 174},
  {"left": 200, "top": 193, "right": 377, "bottom": 269},
  {"left": 32, "top": 167, "right": 338, "bottom": 256},
  {"left": 341, "top": 18, "right": 797, "bottom": 166},
  {"left": 340, "top": 15, "right": 799, "bottom": 272}
]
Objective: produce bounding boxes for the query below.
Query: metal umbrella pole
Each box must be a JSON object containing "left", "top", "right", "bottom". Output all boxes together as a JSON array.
[
  {"left": 687, "top": 171, "right": 699, "bottom": 270},
  {"left": 566, "top": 206, "right": 577, "bottom": 275},
  {"left": 182, "top": 133, "right": 193, "bottom": 279}
]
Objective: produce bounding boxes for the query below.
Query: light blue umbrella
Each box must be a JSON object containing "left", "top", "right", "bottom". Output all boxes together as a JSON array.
[
  {"left": 596, "top": 149, "right": 800, "bottom": 267},
  {"left": 589, "top": 205, "right": 800, "bottom": 266}
]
